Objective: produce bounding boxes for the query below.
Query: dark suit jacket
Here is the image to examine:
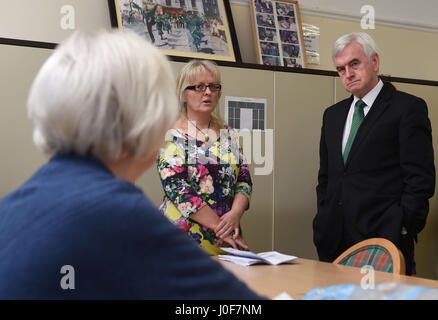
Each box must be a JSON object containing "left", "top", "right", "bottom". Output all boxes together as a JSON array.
[{"left": 313, "top": 82, "right": 435, "bottom": 262}]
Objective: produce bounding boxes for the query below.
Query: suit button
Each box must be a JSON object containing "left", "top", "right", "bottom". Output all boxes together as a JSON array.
[{"left": 338, "top": 200, "right": 343, "bottom": 206}]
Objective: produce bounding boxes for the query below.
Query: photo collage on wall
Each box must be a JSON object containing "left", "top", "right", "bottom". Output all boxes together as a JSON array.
[{"left": 251, "top": 0, "right": 306, "bottom": 68}]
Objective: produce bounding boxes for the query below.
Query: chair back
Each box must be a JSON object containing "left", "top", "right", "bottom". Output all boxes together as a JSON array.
[{"left": 333, "top": 238, "right": 406, "bottom": 274}]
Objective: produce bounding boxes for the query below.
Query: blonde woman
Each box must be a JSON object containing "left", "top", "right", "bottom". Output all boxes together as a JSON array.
[{"left": 157, "top": 60, "right": 253, "bottom": 255}]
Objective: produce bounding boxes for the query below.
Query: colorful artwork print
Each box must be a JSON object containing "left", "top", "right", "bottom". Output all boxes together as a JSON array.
[{"left": 109, "top": 0, "right": 239, "bottom": 62}]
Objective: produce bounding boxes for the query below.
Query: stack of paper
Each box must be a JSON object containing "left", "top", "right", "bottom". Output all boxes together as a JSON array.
[{"left": 218, "top": 248, "right": 298, "bottom": 266}]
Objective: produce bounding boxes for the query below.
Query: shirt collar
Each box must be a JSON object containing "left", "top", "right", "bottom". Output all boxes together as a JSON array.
[{"left": 353, "top": 79, "right": 384, "bottom": 108}]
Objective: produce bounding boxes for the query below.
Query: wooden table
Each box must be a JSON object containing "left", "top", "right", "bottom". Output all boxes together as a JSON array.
[{"left": 218, "top": 257, "right": 438, "bottom": 299}]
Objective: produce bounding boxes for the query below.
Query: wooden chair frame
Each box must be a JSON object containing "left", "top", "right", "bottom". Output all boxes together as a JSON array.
[{"left": 333, "top": 238, "right": 406, "bottom": 275}]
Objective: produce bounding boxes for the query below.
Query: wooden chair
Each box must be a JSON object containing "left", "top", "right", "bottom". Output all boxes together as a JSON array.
[{"left": 333, "top": 238, "right": 406, "bottom": 275}]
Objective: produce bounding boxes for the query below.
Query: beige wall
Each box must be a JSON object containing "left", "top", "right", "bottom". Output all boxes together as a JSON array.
[
  {"left": 230, "top": 3, "right": 438, "bottom": 82},
  {"left": 0, "top": 45, "right": 50, "bottom": 193},
  {"left": 0, "top": 0, "right": 111, "bottom": 42},
  {"left": 298, "top": 14, "right": 438, "bottom": 82},
  {"left": 273, "top": 72, "right": 333, "bottom": 259}
]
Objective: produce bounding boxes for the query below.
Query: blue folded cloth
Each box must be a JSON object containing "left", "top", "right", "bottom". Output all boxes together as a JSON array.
[{"left": 302, "top": 282, "right": 438, "bottom": 300}]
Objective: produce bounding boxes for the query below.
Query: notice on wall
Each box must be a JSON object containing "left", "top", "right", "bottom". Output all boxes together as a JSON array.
[
  {"left": 302, "top": 23, "right": 320, "bottom": 65},
  {"left": 225, "top": 96, "right": 267, "bottom": 130}
]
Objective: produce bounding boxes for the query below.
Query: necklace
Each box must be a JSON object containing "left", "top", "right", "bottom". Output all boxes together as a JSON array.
[{"left": 188, "top": 119, "right": 211, "bottom": 142}]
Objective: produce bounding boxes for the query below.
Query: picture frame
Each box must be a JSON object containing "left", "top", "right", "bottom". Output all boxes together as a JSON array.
[
  {"left": 249, "top": 0, "right": 307, "bottom": 68},
  {"left": 108, "top": 0, "right": 241, "bottom": 62}
]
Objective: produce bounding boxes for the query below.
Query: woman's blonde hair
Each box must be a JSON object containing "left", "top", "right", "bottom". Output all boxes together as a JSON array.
[{"left": 176, "top": 59, "right": 225, "bottom": 128}]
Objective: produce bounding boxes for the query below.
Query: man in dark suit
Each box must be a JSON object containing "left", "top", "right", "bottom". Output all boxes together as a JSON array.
[{"left": 313, "top": 32, "right": 435, "bottom": 275}]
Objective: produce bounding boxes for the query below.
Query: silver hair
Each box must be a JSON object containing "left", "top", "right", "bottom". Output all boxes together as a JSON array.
[
  {"left": 332, "top": 32, "right": 379, "bottom": 61},
  {"left": 27, "top": 29, "right": 178, "bottom": 161}
]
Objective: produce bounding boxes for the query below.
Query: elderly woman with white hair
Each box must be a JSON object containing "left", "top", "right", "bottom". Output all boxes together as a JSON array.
[{"left": 0, "top": 30, "right": 263, "bottom": 300}]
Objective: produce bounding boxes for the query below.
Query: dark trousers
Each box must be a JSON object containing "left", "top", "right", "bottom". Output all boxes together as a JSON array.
[{"left": 396, "top": 234, "right": 415, "bottom": 276}]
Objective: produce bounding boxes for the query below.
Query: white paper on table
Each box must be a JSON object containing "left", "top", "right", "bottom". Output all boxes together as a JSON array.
[
  {"left": 218, "top": 255, "right": 263, "bottom": 266},
  {"left": 219, "top": 248, "right": 298, "bottom": 266},
  {"left": 273, "top": 292, "right": 294, "bottom": 300}
]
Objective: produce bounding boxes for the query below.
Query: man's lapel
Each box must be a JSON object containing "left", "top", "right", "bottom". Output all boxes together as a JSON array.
[
  {"left": 344, "top": 82, "right": 395, "bottom": 167},
  {"left": 332, "top": 97, "right": 352, "bottom": 168}
]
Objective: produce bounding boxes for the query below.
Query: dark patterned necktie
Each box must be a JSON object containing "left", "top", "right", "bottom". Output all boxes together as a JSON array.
[{"left": 343, "top": 99, "right": 366, "bottom": 164}]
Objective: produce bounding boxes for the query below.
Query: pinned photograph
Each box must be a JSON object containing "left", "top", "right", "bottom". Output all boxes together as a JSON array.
[
  {"left": 258, "top": 27, "right": 278, "bottom": 42},
  {"left": 249, "top": 0, "right": 307, "bottom": 67}
]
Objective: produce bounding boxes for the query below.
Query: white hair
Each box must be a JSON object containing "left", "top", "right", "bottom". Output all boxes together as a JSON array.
[
  {"left": 332, "top": 32, "right": 379, "bottom": 61},
  {"left": 27, "top": 29, "right": 178, "bottom": 161}
]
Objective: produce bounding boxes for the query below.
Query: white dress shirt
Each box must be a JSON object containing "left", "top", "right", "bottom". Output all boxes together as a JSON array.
[{"left": 342, "top": 79, "right": 384, "bottom": 153}]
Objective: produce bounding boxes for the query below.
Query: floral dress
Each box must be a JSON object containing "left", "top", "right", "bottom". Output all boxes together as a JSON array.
[{"left": 156, "top": 126, "right": 252, "bottom": 255}]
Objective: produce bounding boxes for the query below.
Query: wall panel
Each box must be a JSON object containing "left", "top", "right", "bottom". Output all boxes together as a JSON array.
[
  {"left": 0, "top": 45, "right": 50, "bottom": 198},
  {"left": 273, "top": 71, "right": 334, "bottom": 260}
]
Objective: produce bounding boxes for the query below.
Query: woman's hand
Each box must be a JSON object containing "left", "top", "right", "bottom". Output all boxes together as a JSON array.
[
  {"left": 217, "top": 235, "right": 249, "bottom": 251},
  {"left": 215, "top": 209, "right": 244, "bottom": 240}
]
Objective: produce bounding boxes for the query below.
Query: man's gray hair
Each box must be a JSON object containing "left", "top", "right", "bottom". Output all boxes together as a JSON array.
[
  {"left": 332, "top": 32, "right": 379, "bottom": 61},
  {"left": 27, "top": 29, "right": 178, "bottom": 161}
]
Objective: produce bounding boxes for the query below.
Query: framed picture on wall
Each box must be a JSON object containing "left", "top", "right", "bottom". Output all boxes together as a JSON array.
[
  {"left": 108, "top": 0, "right": 241, "bottom": 62},
  {"left": 249, "top": 0, "right": 307, "bottom": 68}
]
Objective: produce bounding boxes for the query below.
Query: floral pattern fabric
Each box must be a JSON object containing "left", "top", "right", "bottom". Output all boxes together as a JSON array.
[{"left": 157, "top": 126, "right": 252, "bottom": 255}]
